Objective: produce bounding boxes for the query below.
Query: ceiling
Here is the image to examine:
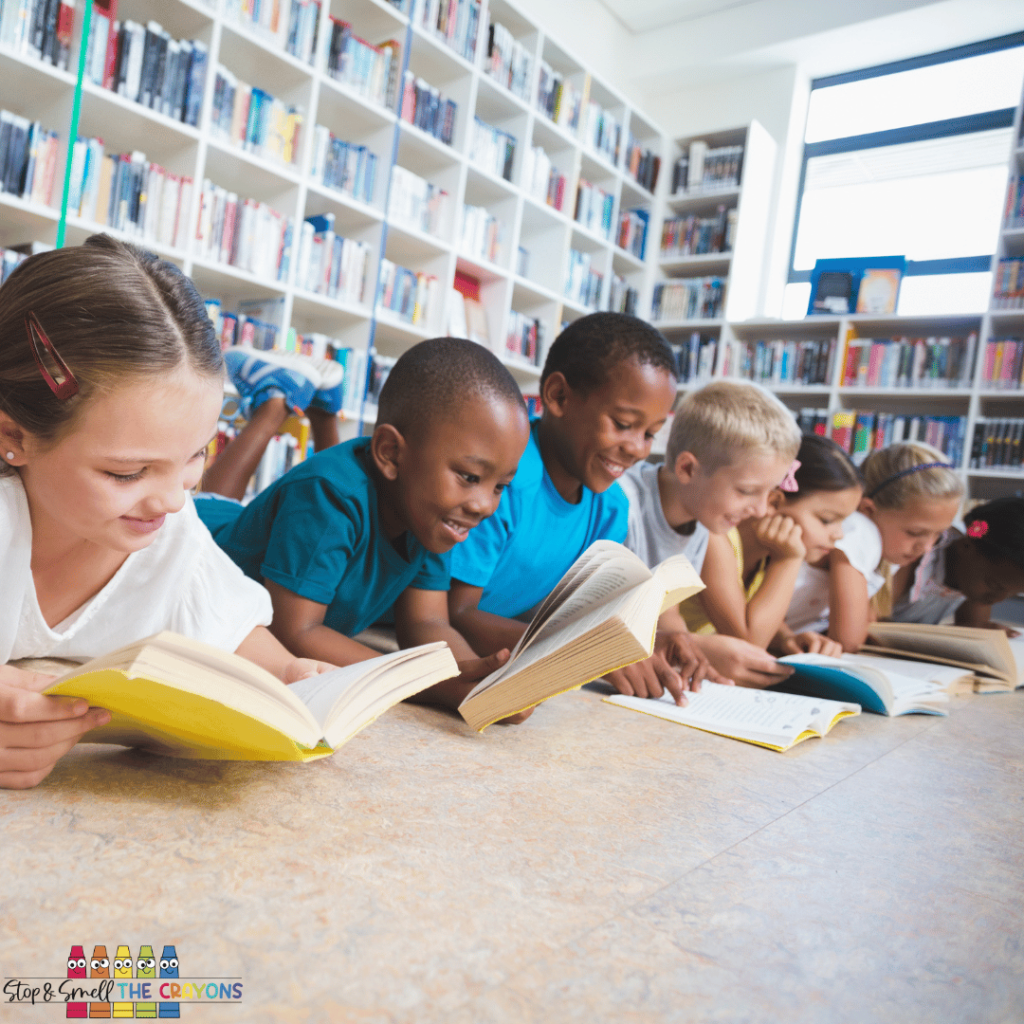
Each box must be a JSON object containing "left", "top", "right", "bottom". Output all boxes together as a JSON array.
[{"left": 597, "top": 0, "right": 763, "bottom": 35}]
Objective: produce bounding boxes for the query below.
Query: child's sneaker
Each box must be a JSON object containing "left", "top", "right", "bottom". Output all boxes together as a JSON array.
[
  {"left": 307, "top": 359, "right": 345, "bottom": 415},
  {"left": 223, "top": 347, "right": 323, "bottom": 417}
]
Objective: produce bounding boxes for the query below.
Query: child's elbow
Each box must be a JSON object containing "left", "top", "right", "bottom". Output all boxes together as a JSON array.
[{"left": 829, "top": 625, "right": 867, "bottom": 654}]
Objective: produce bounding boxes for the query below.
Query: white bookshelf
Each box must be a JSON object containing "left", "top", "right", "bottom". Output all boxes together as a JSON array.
[{"left": 0, "top": 0, "right": 668, "bottom": 431}]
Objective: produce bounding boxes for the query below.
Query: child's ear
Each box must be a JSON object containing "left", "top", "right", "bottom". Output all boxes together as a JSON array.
[
  {"left": 767, "top": 488, "right": 785, "bottom": 511},
  {"left": 370, "top": 424, "right": 405, "bottom": 481},
  {"left": 858, "top": 496, "right": 877, "bottom": 518},
  {"left": 672, "top": 451, "right": 700, "bottom": 484},
  {"left": 540, "top": 371, "right": 572, "bottom": 418},
  {"left": 0, "top": 412, "right": 27, "bottom": 465}
]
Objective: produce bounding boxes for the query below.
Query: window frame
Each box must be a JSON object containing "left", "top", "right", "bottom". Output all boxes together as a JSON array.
[{"left": 787, "top": 32, "right": 1024, "bottom": 288}]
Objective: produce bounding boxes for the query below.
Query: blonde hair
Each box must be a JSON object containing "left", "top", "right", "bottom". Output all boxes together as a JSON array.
[
  {"left": 665, "top": 380, "right": 801, "bottom": 471},
  {"left": 861, "top": 442, "right": 964, "bottom": 511},
  {"left": 864, "top": 442, "right": 965, "bottom": 618}
]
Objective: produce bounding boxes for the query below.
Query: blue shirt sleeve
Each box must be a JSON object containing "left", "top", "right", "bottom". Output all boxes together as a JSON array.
[
  {"left": 257, "top": 477, "right": 361, "bottom": 606},
  {"left": 410, "top": 550, "right": 451, "bottom": 591}
]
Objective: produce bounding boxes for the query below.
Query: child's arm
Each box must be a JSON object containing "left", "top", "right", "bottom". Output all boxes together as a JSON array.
[
  {"left": 448, "top": 579, "right": 529, "bottom": 655},
  {"left": 690, "top": 633, "right": 794, "bottom": 688},
  {"left": 771, "top": 626, "right": 844, "bottom": 658},
  {"left": 955, "top": 600, "right": 1020, "bottom": 637},
  {"left": 0, "top": 665, "right": 111, "bottom": 790},
  {"left": 826, "top": 549, "right": 871, "bottom": 652},
  {"left": 233, "top": 624, "right": 336, "bottom": 683},
  {"left": 396, "top": 587, "right": 531, "bottom": 723},
  {"left": 263, "top": 580, "right": 384, "bottom": 667}
]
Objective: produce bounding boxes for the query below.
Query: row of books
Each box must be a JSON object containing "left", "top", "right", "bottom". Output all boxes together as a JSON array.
[
  {"left": 410, "top": 0, "right": 480, "bottom": 62},
  {"left": 624, "top": 136, "right": 659, "bottom": 193},
  {"left": 211, "top": 67, "right": 303, "bottom": 167},
  {"left": 981, "top": 337, "right": 1024, "bottom": 389},
  {"left": 1002, "top": 173, "right": 1024, "bottom": 228},
  {"left": 398, "top": 71, "right": 457, "bottom": 146},
  {"left": 832, "top": 410, "right": 967, "bottom": 467},
  {"left": 616, "top": 209, "right": 649, "bottom": 261},
  {"left": 651, "top": 277, "right": 726, "bottom": 321},
  {"left": 325, "top": 19, "right": 401, "bottom": 110},
  {"left": 0, "top": 111, "right": 58, "bottom": 205},
  {"left": 505, "top": 310, "right": 542, "bottom": 366},
  {"left": 284, "top": 0, "right": 321, "bottom": 65},
  {"left": 608, "top": 273, "right": 638, "bottom": 317},
  {"left": 720, "top": 338, "right": 837, "bottom": 387},
  {"left": 460, "top": 203, "right": 504, "bottom": 264},
  {"left": 388, "top": 164, "right": 449, "bottom": 236},
  {"left": 840, "top": 334, "right": 977, "bottom": 389},
  {"left": 469, "top": 117, "right": 516, "bottom": 181},
  {"left": 672, "top": 142, "right": 744, "bottom": 195},
  {"left": 521, "top": 145, "right": 567, "bottom": 211},
  {"left": 582, "top": 101, "right": 621, "bottom": 166},
  {"left": 574, "top": 179, "right": 614, "bottom": 240},
  {"left": 992, "top": 257, "right": 1024, "bottom": 308},
  {"left": 484, "top": 17, "right": 532, "bottom": 101},
  {"left": 309, "top": 127, "right": 378, "bottom": 206},
  {"left": 367, "top": 352, "right": 397, "bottom": 404},
  {"left": 0, "top": 245, "right": 28, "bottom": 284},
  {"left": 295, "top": 214, "right": 369, "bottom": 305},
  {"left": 660, "top": 207, "right": 736, "bottom": 258},
  {"left": 84, "top": 17, "right": 207, "bottom": 128},
  {"left": 66, "top": 140, "right": 193, "bottom": 251},
  {"left": 209, "top": 300, "right": 285, "bottom": 354},
  {"left": 220, "top": 0, "right": 319, "bottom": 64},
  {"left": 195, "top": 179, "right": 292, "bottom": 282},
  {"left": 795, "top": 408, "right": 829, "bottom": 437},
  {"left": 565, "top": 248, "right": 602, "bottom": 310},
  {"left": 670, "top": 332, "right": 718, "bottom": 385},
  {"left": 969, "top": 418, "right": 1024, "bottom": 471},
  {"left": 536, "top": 62, "right": 582, "bottom": 132},
  {"left": 376, "top": 258, "right": 439, "bottom": 326},
  {"left": 0, "top": 0, "right": 73, "bottom": 68}
]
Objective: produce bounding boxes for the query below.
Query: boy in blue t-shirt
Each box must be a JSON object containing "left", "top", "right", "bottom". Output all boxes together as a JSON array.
[
  {"left": 198, "top": 337, "right": 531, "bottom": 714},
  {"left": 448, "top": 312, "right": 720, "bottom": 704}
]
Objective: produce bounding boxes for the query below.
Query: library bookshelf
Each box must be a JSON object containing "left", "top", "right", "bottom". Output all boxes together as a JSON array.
[{"left": 0, "top": 0, "right": 667, "bottom": 455}]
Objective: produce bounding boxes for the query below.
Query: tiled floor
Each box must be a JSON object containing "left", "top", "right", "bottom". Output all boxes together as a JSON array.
[{"left": 2, "top": 683, "right": 1021, "bottom": 1023}]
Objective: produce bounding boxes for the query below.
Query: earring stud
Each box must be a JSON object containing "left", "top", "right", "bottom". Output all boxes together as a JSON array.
[{"left": 5, "top": 452, "right": 12, "bottom": 460}]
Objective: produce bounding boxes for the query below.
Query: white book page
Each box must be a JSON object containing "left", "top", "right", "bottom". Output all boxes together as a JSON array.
[
  {"left": 841, "top": 652, "right": 967, "bottom": 688},
  {"left": 607, "top": 684, "right": 859, "bottom": 744}
]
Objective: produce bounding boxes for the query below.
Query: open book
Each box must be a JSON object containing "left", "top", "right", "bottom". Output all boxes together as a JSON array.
[
  {"left": 865, "top": 621, "right": 1024, "bottom": 693},
  {"left": 605, "top": 684, "right": 861, "bottom": 752},
  {"left": 458, "top": 541, "right": 704, "bottom": 731},
  {"left": 776, "top": 652, "right": 950, "bottom": 716},
  {"left": 43, "top": 632, "right": 459, "bottom": 761}
]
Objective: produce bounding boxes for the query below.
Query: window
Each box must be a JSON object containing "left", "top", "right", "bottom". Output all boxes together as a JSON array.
[{"left": 784, "top": 35, "right": 1024, "bottom": 319}]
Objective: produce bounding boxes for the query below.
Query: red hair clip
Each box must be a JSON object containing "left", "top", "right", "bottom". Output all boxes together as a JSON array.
[
  {"left": 966, "top": 520, "right": 989, "bottom": 538},
  {"left": 25, "top": 312, "right": 79, "bottom": 401}
]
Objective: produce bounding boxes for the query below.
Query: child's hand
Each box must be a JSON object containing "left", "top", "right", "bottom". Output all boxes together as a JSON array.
[
  {"left": 753, "top": 513, "right": 806, "bottom": 562},
  {"left": 409, "top": 650, "right": 533, "bottom": 724},
  {"left": 693, "top": 634, "right": 794, "bottom": 688},
  {"left": 606, "top": 640, "right": 727, "bottom": 706},
  {"left": 282, "top": 658, "right": 337, "bottom": 684},
  {"left": 777, "top": 632, "right": 844, "bottom": 659},
  {"left": 982, "top": 621, "right": 1020, "bottom": 638},
  {"left": 0, "top": 666, "right": 111, "bottom": 790},
  {"left": 655, "top": 630, "right": 728, "bottom": 693}
]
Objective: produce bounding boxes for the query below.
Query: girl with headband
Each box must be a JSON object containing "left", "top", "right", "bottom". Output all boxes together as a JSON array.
[
  {"left": 0, "top": 235, "right": 331, "bottom": 789},
  {"left": 685, "top": 433, "right": 855, "bottom": 658}
]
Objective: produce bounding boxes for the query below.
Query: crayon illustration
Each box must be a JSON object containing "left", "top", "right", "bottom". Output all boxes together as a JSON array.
[
  {"left": 134, "top": 948, "right": 157, "bottom": 1020},
  {"left": 112, "top": 946, "right": 134, "bottom": 1019},
  {"left": 158, "top": 947, "right": 179, "bottom": 1019},
  {"left": 67, "top": 946, "right": 87, "bottom": 1019},
  {"left": 89, "top": 946, "right": 111, "bottom": 1019}
]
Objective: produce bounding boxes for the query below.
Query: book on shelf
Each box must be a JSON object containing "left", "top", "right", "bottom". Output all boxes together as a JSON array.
[
  {"left": 992, "top": 256, "right": 1024, "bottom": 308},
  {"left": 295, "top": 213, "right": 370, "bottom": 304},
  {"left": 398, "top": 71, "right": 458, "bottom": 146},
  {"left": 574, "top": 179, "right": 614, "bottom": 240},
  {"left": 0, "top": 247, "right": 29, "bottom": 284},
  {"left": 460, "top": 203, "right": 504, "bottom": 264},
  {"left": 43, "top": 632, "right": 459, "bottom": 761},
  {"left": 981, "top": 338, "right": 1024, "bottom": 390},
  {"left": 775, "top": 652, "right": 951, "bottom": 716},
  {"left": 864, "top": 622, "right": 1024, "bottom": 693},
  {"left": 855, "top": 267, "right": 902, "bottom": 314},
  {"left": 651, "top": 277, "right": 725, "bottom": 322},
  {"left": 388, "top": 164, "right": 449, "bottom": 237},
  {"left": 521, "top": 144, "right": 567, "bottom": 211},
  {"left": 720, "top": 337, "right": 835, "bottom": 387},
  {"left": 608, "top": 273, "right": 638, "bottom": 317},
  {"left": 796, "top": 408, "right": 829, "bottom": 436},
  {"left": 670, "top": 332, "right": 717, "bottom": 385},
  {"left": 616, "top": 208, "right": 648, "bottom": 260},
  {"left": 505, "top": 310, "right": 542, "bottom": 366},
  {"left": 458, "top": 540, "right": 706, "bottom": 731},
  {"left": 211, "top": 66, "right": 304, "bottom": 167},
  {"left": 464, "top": 298, "right": 490, "bottom": 347},
  {"left": 0, "top": 0, "right": 75, "bottom": 70},
  {"left": 310, "top": 127, "right": 378, "bottom": 206},
  {"left": 840, "top": 332, "right": 977, "bottom": 389},
  {"left": 605, "top": 683, "right": 860, "bottom": 752},
  {"left": 469, "top": 117, "right": 516, "bottom": 182},
  {"left": 625, "top": 135, "right": 659, "bottom": 192},
  {"left": 565, "top": 248, "right": 603, "bottom": 310},
  {"left": 672, "top": 141, "right": 744, "bottom": 195},
  {"left": 411, "top": 0, "right": 480, "bottom": 62},
  {"left": 831, "top": 410, "right": 966, "bottom": 467},
  {"left": 326, "top": 19, "right": 402, "bottom": 109},
  {"left": 0, "top": 109, "right": 60, "bottom": 206},
  {"left": 485, "top": 17, "right": 532, "bottom": 101},
  {"left": 377, "top": 258, "right": 439, "bottom": 327},
  {"left": 811, "top": 270, "right": 854, "bottom": 315},
  {"left": 661, "top": 207, "right": 735, "bottom": 258},
  {"left": 582, "top": 100, "right": 621, "bottom": 165},
  {"left": 536, "top": 62, "right": 582, "bottom": 132},
  {"left": 969, "top": 417, "right": 1024, "bottom": 471},
  {"left": 284, "top": 0, "right": 321, "bottom": 64}
]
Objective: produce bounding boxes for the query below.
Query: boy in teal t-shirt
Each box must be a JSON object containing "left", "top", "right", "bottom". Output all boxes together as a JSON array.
[
  {"left": 449, "top": 312, "right": 718, "bottom": 704},
  {"left": 198, "top": 337, "right": 531, "bottom": 714}
]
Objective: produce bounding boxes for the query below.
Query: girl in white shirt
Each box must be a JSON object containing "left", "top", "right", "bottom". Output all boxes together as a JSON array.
[{"left": 0, "top": 235, "right": 327, "bottom": 789}]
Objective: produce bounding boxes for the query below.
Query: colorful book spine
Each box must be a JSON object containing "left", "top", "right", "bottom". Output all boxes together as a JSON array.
[
  {"left": 505, "top": 311, "right": 543, "bottom": 366},
  {"left": 981, "top": 337, "right": 1024, "bottom": 390},
  {"left": 485, "top": 18, "right": 532, "bottom": 101},
  {"left": 833, "top": 410, "right": 967, "bottom": 466},
  {"left": 521, "top": 144, "right": 566, "bottom": 211},
  {"left": 969, "top": 417, "right": 1024, "bottom": 470},
  {"left": 211, "top": 66, "right": 303, "bottom": 167},
  {"left": 838, "top": 334, "right": 977, "bottom": 388},
  {"left": 460, "top": 203, "right": 503, "bottom": 264},
  {"left": 672, "top": 142, "right": 744, "bottom": 194},
  {"left": 376, "top": 258, "right": 439, "bottom": 326},
  {"left": 536, "top": 61, "right": 581, "bottom": 131},
  {"left": 720, "top": 338, "right": 836, "bottom": 387},
  {"left": 469, "top": 117, "right": 516, "bottom": 181},
  {"left": 617, "top": 208, "right": 649, "bottom": 260},
  {"left": 582, "top": 99, "right": 621, "bottom": 166},
  {"left": 574, "top": 178, "right": 614, "bottom": 240},
  {"left": 651, "top": 278, "right": 726, "bottom": 321},
  {"left": 608, "top": 273, "right": 638, "bottom": 316},
  {"left": 624, "top": 135, "right": 660, "bottom": 192},
  {"left": 325, "top": 19, "right": 401, "bottom": 109},
  {"left": 388, "top": 164, "right": 449, "bottom": 236},
  {"left": 398, "top": 70, "right": 458, "bottom": 145},
  {"left": 409, "top": 0, "right": 480, "bottom": 62},
  {"left": 670, "top": 332, "right": 718, "bottom": 385},
  {"left": 661, "top": 206, "right": 735, "bottom": 257},
  {"left": 564, "top": 248, "right": 603, "bottom": 310},
  {"left": 309, "top": 126, "right": 377, "bottom": 206}
]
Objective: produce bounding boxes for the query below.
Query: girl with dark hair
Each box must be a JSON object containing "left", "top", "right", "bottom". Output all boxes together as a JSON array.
[
  {"left": 0, "top": 236, "right": 328, "bottom": 789},
  {"left": 683, "top": 433, "right": 859, "bottom": 657}
]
